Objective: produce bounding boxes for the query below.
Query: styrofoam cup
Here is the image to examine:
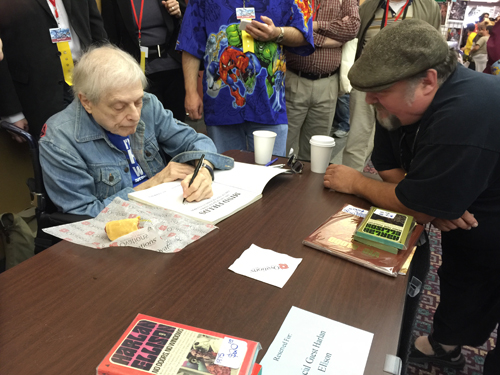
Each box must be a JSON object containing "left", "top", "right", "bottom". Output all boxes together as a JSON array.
[
  {"left": 310, "top": 135, "right": 336, "bottom": 173},
  {"left": 253, "top": 130, "right": 277, "bottom": 164}
]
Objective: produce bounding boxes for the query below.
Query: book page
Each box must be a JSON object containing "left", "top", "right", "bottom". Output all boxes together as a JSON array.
[
  {"left": 214, "top": 162, "right": 288, "bottom": 194},
  {"left": 129, "top": 181, "right": 261, "bottom": 224}
]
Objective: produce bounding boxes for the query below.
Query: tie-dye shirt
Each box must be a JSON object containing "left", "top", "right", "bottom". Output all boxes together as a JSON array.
[{"left": 177, "top": 0, "right": 314, "bottom": 126}]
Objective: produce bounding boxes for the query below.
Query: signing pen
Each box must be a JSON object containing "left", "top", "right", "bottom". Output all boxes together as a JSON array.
[
  {"left": 265, "top": 157, "right": 279, "bottom": 167},
  {"left": 183, "top": 154, "right": 205, "bottom": 204}
]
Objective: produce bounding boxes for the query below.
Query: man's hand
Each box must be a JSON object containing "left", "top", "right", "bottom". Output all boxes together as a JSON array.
[
  {"left": 185, "top": 91, "right": 203, "bottom": 120},
  {"left": 0, "top": 38, "right": 3, "bottom": 61},
  {"left": 432, "top": 210, "right": 478, "bottom": 232},
  {"left": 245, "top": 16, "right": 280, "bottom": 42},
  {"left": 323, "top": 164, "right": 363, "bottom": 195},
  {"left": 162, "top": 0, "right": 182, "bottom": 18},
  {"left": 10, "top": 118, "right": 29, "bottom": 143},
  {"left": 181, "top": 167, "right": 213, "bottom": 202}
]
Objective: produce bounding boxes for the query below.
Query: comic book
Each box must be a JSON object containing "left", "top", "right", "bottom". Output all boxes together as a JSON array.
[{"left": 97, "top": 314, "right": 261, "bottom": 375}]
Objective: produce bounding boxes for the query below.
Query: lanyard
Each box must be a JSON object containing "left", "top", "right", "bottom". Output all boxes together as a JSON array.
[
  {"left": 130, "top": 0, "right": 145, "bottom": 42},
  {"left": 382, "top": 0, "right": 410, "bottom": 28},
  {"left": 48, "top": 0, "right": 59, "bottom": 20},
  {"left": 311, "top": 0, "right": 321, "bottom": 21}
]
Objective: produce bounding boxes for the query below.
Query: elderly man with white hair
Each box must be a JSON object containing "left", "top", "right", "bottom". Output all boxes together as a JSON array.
[{"left": 39, "top": 45, "right": 233, "bottom": 217}]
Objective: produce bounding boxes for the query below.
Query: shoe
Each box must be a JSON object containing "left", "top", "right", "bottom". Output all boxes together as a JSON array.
[
  {"left": 333, "top": 129, "right": 349, "bottom": 138},
  {"left": 409, "top": 335, "right": 465, "bottom": 369}
]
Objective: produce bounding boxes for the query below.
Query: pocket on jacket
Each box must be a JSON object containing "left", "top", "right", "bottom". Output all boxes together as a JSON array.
[
  {"left": 10, "top": 66, "right": 29, "bottom": 84},
  {"left": 143, "top": 141, "right": 165, "bottom": 175},
  {"left": 95, "top": 167, "right": 123, "bottom": 200}
]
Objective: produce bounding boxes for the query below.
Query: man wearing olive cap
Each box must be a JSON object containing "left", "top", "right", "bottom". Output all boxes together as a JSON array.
[{"left": 324, "top": 19, "right": 500, "bottom": 373}]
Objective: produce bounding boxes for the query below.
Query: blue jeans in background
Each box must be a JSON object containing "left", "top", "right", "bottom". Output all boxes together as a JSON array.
[
  {"left": 207, "top": 122, "right": 288, "bottom": 157},
  {"left": 332, "top": 94, "right": 351, "bottom": 136}
]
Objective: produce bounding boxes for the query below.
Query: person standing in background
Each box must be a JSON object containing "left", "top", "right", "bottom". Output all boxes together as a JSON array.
[
  {"left": 177, "top": 0, "right": 315, "bottom": 156},
  {"left": 470, "top": 23, "right": 491, "bottom": 73},
  {"left": 101, "top": 0, "right": 187, "bottom": 121},
  {"left": 285, "top": 0, "right": 359, "bottom": 161},
  {"left": 341, "top": 0, "right": 440, "bottom": 171},
  {"left": 0, "top": 0, "right": 107, "bottom": 140}
]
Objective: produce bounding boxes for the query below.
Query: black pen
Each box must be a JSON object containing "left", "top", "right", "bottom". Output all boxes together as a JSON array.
[{"left": 183, "top": 154, "right": 205, "bottom": 204}]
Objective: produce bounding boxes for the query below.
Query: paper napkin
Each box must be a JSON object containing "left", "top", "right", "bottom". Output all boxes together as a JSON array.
[{"left": 229, "top": 244, "right": 302, "bottom": 288}]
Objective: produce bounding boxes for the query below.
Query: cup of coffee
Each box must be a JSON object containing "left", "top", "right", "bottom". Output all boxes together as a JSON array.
[
  {"left": 253, "top": 130, "right": 277, "bottom": 164},
  {"left": 309, "top": 135, "right": 336, "bottom": 173}
]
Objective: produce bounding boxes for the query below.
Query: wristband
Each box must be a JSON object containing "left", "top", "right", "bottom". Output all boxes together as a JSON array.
[
  {"left": 275, "top": 27, "right": 285, "bottom": 43},
  {"left": 203, "top": 163, "right": 214, "bottom": 181}
]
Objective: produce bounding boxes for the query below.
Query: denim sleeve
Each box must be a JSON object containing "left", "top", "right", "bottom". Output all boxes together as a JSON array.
[
  {"left": 150, "top": 95, "right": 234, "bottom": 170},
  {"left": 39, "top": 139, "right": 135, "bottom": 218}
]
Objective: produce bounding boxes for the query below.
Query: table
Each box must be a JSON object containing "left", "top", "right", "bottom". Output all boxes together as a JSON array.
[{"left": 0, "top": 150, "right": 412, "bottom": 374}]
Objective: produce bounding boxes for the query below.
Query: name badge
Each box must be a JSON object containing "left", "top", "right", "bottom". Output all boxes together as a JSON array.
[
  {"left": 49, "top": 28, "right": 72, "bottom": 43},
  {"left": 236, "top": 7, "right": 255, "bottom": 19}
]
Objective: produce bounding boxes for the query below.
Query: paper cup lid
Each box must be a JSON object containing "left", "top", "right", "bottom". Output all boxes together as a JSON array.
[
  {"left": 253, "top": 130, "right": 277, "bottom": 138},
  {"left": 310, "top": 135, "right": 335, "bottom": 147}
]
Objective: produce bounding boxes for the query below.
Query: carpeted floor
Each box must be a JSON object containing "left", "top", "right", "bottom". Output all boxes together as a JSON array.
[{"left": 362, "top": 161, "right": 497, "bottom": 375}]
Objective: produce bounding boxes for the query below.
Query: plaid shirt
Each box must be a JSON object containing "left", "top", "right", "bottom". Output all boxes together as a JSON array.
[{"left": 286, "top": 0, "right": 360, "bottom": 74}]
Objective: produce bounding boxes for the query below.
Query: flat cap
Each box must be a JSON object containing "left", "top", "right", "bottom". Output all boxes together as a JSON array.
[{"left": 348, "top": 19, "right": 449, "bottom": 92}]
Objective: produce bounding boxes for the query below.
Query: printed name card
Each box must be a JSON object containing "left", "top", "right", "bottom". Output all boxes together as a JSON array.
[
  {"left": 215, "top": 337, "right": 248, "bottom": 369},
  {"left": 228, "top": 244, "right": 302, "bottom": 288},
  {"left": 260, "top": 307, "right": 374, "bottom": 375}
]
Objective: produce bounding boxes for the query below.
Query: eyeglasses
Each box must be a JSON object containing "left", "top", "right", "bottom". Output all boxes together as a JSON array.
[{"left": 287, "top": 149, "right": 304, "bottom": 174}]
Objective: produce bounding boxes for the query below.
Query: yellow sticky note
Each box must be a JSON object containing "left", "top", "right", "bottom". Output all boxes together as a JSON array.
[
  {"left": 242, "top": 30, "right": 254, "bottom": 53},
  {"left": 57, "top": 42, "right": 74, "bottom": 86}
]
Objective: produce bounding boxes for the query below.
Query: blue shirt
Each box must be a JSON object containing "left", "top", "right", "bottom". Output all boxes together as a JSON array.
[
  {"left": 176, "top": 0, "right": 314, "bottom": 127},
  {"left": 106, "top": 131, "right": 149, "bottom": 187}
]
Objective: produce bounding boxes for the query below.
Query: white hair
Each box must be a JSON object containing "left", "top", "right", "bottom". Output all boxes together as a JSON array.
[{"left": 72, "top": 45, "right": 147, "bottom": 104}]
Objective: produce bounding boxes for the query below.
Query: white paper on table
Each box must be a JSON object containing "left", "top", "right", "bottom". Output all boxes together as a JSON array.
[
  {"left": 42, "top": 197, "right": 216, "bottom": 253},
  {"left": 260, "top": 306, "right": 374, "bottom": 375},
  {"left": 228, "top": 244, "right": 302, "bottom": 288}
]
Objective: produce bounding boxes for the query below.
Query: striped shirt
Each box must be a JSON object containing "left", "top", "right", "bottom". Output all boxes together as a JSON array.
[{"left": 286, "top": 0, "right": 360, "bottom": 74}]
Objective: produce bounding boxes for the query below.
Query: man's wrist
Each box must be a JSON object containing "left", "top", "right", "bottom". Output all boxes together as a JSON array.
[{"left": 274, "top": 27, "right": 285, "bottom": 43}]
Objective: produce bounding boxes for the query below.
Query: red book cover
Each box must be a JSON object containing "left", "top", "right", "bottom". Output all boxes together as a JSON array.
[
  {"left": 97, "top": 314, "right": 261, "bottom": 375},
  {"left": 303, "top": 204, "right": 424, "bottom": 277},
  {"left": 250, "top": 364, "right": 262, "bottom": 375}
]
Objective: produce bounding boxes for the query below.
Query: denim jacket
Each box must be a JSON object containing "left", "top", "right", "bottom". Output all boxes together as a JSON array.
[{"left": 39, "top": 93, "right": 234, "bottom": 217}]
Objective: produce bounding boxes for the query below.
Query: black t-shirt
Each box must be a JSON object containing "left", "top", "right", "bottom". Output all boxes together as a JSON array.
[{"left": 372, "top": 65, "right": 500, "bottom": 253}]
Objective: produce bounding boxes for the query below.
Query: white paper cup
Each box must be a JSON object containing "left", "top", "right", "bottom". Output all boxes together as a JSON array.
[
  {"left": 310, "top": 135, "right": 336, "bottom": 173},
  {"left": 253, "top": 130, "right": 277, "bottom": 164}
]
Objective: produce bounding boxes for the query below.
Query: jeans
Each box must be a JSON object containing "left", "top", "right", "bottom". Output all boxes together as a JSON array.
[
  {"left": 207, "top": 122, "right": 288, "bottom": 157},
  {"left": 333, "top": 94, "right": 351, "bottom": 133}
]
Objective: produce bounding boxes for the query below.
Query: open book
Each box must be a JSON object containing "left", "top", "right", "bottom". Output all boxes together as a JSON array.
[{"left": 128, "top": 162, "right": 288, "bottom": 224}]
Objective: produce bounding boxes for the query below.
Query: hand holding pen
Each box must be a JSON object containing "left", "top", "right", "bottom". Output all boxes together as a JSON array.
[{"left": 182, "top": 155, "right": 212, "bottom": 203}]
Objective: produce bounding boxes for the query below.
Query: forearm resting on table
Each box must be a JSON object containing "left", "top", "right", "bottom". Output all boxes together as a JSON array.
[{"left": 352, "top": 175, "right": 434, "bottom": 224}]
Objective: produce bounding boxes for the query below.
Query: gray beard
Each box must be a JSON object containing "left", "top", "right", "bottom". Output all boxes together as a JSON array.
[{"left": 374, "top": 106, "right": 402, "bottom": 131}]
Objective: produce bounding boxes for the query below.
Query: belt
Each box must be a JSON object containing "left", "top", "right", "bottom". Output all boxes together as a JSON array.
[
  {"left": 147, "top": 44, "right": 168, "bottom": 60},
  {"left": 288, "top": 67, "right": 338, "bottom": 80}
]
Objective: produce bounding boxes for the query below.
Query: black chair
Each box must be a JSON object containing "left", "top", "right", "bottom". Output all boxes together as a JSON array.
[{"left": 0, "top": 121, "right": 92, "bottom": 253}]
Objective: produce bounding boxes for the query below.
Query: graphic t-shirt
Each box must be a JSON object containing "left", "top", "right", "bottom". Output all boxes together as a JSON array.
[
  {"left": 106, "top": 132, "right": 149, "bottom": 187},
  {"left": 177, "top": 0, "right": 314, "bottom": 126}
]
